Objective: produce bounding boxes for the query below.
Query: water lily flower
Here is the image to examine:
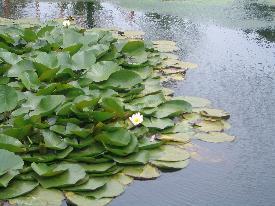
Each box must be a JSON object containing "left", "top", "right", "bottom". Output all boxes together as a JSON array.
[
  {"left": 63, "top": 20, "right": 71, "bottom": 27},
  {"left": 129, "top": 112, "right": 143, "bottom": 126}
]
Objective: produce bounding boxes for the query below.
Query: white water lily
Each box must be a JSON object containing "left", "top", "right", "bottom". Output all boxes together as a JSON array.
[
  {"left": 63, "top": 20, "right": 71, "bottom": 27},
  {"left": 129, "top": 112, "right": 143, "bottom": 126}
]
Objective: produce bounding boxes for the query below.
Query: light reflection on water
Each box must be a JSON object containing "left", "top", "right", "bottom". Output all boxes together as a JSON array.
[{"left": 1, "top": 1, "right": 275, "bottom": 205}]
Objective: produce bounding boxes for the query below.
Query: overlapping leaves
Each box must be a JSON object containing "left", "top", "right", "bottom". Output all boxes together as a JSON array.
[{"left": 0, "top": 20, "right": 234, "bottom": 206}]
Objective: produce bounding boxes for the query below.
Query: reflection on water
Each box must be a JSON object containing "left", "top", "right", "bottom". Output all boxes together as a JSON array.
[{"left": 1, "top": 1, "right": 275, "bottom": 206}]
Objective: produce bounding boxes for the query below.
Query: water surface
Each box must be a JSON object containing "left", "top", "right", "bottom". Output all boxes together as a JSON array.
[{"left": 1, "top": 1, "right": 275, "bottom": 205}]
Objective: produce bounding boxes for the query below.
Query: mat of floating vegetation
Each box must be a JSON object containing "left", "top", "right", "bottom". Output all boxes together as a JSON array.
[{"left": 0, "top": 18, "right": 235, "bottom": 206}]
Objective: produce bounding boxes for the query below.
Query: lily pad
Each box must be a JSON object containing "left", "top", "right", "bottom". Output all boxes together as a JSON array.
[
  {"left": 0, "top": 149, "right": 24, "bottom": 176},
  {"left": 9, "top": 187, "right": 64, "bottom": 206},
  {"left": 195, "top": 132, "right": 235, "bottom": 143},
  {"left": 0, "top": 134, "right": 25, "bottom": 152},
  {"left": 0, "top": 85, "right": 18, "bottom": 113},
  {"left": 153, "top": 100, "right": 192, "bottom": 118},
  {"left": 86, "top": 61, "right": 121, "bottom": 82},
  {"left": 200, "top": 108, "right": 230, "bottom": 119},
  {"left": 66, "top": 192, "right": 112, "bottom": 206},
  {"left": 0, "top": 170, "right": 19, "bottom": 188},
  {"left": 174, "top": 96, "right": 211, "bottom": 108},
  {"left": 149, "top": 145, "right": 190, "bottom": 162},
  {"left": 31, "top": 163, "right": 67, "bottom": 177},
  {"left": 196, "top": 120, "right": 226, "bottom": 132},
  {"left": 100, "top": 70, "right": 142, "bottom": 89},
  {"left": 142, "top": 118, "right": 174, "bottom": 130},
  {"left": 63, "top": 177, "right": 109, "bottom": 192},
  {"left": 123, "top": 164, "right": 160, "bottom": 180},
  {"left": 35, "top": 163, "right": 86, "bottom": 188},
  {"left": 77, "top": 179, "right": 125, "bottom": 199},
  {"left": 151, "top": 159, "right": 189, "bottom": 170},
  {"left": 0, "top": 180, "right": 38, "bottom": 200}
]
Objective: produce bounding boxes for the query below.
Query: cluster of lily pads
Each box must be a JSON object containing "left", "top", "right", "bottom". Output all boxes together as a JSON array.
[{"left": 0, "top": 18, "right": 234, "bottom": 206}]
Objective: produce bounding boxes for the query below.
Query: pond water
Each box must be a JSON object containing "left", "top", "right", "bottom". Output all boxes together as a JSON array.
[{"left": 1, "top": 0, "right": 275, "bottom": 206}]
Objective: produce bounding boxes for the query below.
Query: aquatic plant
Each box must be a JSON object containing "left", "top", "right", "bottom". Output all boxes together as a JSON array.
[{"left": 0, "top": 18, "right": 234, "bottom": 205}]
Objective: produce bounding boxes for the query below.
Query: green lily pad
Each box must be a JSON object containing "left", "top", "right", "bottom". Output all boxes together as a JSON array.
[
  {"left": 110, "top": 150, "right": 149, "bottom": 165},
  {"left": 174, "top": 96, "right": 211, "bottom": 108},
  {"left": 86, "top": 61, "right": 121, "bottom": 82},
  {"left": 129, "top": 93, "right": 166, "bottom": 109},
  {"left": 29, "top": 95, "right": 65, "bottom": 116},
  {"left": 112, "top": 173, "right": 133, "bottom": 185},
  {"left": 63, "top": 177, "right": 109, "bottom": 192},
  {"left": 0, "top": 149, "right": 24, "bottom": 176},
  {"left": 123, "top": 164, "right": 160, "bottom": 180},
  {"left": 97, "top": 128, "right": 131, "bottom": 147},
  {"left": 200, "top": 108, "right": 230, "bottom": 119},
  {"left": 100, "top": 70, "right": 142, "bottom": 90},
  {"left": 66, "top": 192, "right": 112, "bottom": 206},
  {"left": 153, "top": 100, "right": 192, "bottom": 118},
  {"left": 196, "top": 120, "right": 226, "bottom": 132},
  {"left": 0, "top": 134, "right": 25, "bottom": 152},
  {"left": 35, "top": 163, "right": 86, "bottom": 188},
  {"left": 0, "top": 85, "right": 18, "bottom": 113},
  {"left": 151, "top": 159, "right": 190, "bottom": 170},
  {"left": 0, "top": 180, "right": 38, "bottom": 200},
  {"left": 195, "top": 132, "right": 235, "bottom": 143},
  {"left": 77, "top": 179, "right": 125, "bottom": 199},
  {"left": 72, "top": 49, "right": 96, "bottom": 71},
  {"left": 31, "top": 163, "right": 67, "bottom": 177},
  {"left": 81, "top": 162, "right": 116, "bottom": 173},
  {"left": 42, "top": 130, "right": 67, "bottom": 150},
  {"left": 142, "top": 118, "right": 174, "bottom": 130},
  {"left": 0, "top": 170, "right": 19, "bottom": 188},
  {"left": 149, "top": 145, "right": 190, "bottom": 162},
  {"left": 9, "top": 187, "right": 65, "bottom": 206}
]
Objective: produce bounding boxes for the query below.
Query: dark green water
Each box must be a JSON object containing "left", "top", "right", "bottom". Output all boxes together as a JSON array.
[{"left": 1, "top": 1, "right": 275, "bottom": 206}]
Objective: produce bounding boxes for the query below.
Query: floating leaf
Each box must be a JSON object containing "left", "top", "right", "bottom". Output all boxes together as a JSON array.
[
  {"left": 86, "top": 61, "right": 121, "bottom": 82},
  {"left": 142, "top": 118, "right": 174, "bottom": 130},
  {"left": 159, "top": 133, "right": 191, "bottom": 143},
  {"left": 151, "top": 159, "right": 189, "bottom": 170},
  {"left": 196, "top": 120, "right": 225, "bottom": 132},
  {"left": 97, "top": 128, "right": 131, "bottom": 147},
  {"left": 174, "top": 96, "right": 211, "bottom": 108},
  {"left": 195, "top": 132, "right": 235, "bottom": 143},
  {"left": 0, "top": 149, "right": 24, "bottom": 176},
  {"left": 31, "top": 163, "right": 67, "bottom": 177},
  {"left": 112, "top": 173, "right": 133, "bottom": 185},
  {"left": 0, "top": 85, "right": 18, "bottom": 113},
  {"left": 0, "top": 134, "right": 25, "bottom": 152},
  {"left": 153, "top": 100, "right": 192, "bottom": 118},
  {"left": 77, "top": 179, "right": 125, "bottom": 199},
  {"left": 72, "top": 49, "right": 96, "bottom": 70},
  {"left": 35, "top": 163, "right": 86, "bottom": 188},
  {"left": 129, "top": 93, "right": 166, "bottom": 109},
  {"left": 149, "top": 145, "right": 190, "bottom": 162},
  {"left": 30, "top": 95, "right": 65, "bottom": 116},
  {"left": 42, "top": 130, "right": 67, "bottom": 150},
  {"left": 110, "top": 150, "right": 149, "bottom": 165},
  {"left": 82, "top": 163, "right": 116, "bottom": 173},
  {"left": 100, "top": 70, "right": 142, "bottom": 89},
  {"left": 9, "top": 187, "right": 65, "bottom": 206},
  {"left": 63, "top": 177, "right": 108, "bottom": 192},
  {"left": 0, "top": 170, "right": 19, "bottom": 188},
  {"left": 123, "top": 164, "right": 160, "bottom": 180},
  {"left": 66, "top": 192, "right": 112, "bottom": 206},
  {"left": 0, "top": 180, "right": 38, "bottom": 200},
  {"left": 200, "top": 108, "right": 230, "bottom": 119}
]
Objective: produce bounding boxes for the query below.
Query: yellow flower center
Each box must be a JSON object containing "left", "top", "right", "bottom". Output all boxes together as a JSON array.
[{"left": 133, "top": 117, "right": 140, "bottom": 123}]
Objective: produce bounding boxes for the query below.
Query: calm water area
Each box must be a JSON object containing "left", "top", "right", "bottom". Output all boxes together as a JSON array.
[{"left": 1, "top": 1, "right": 275, "bottom": 205}]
